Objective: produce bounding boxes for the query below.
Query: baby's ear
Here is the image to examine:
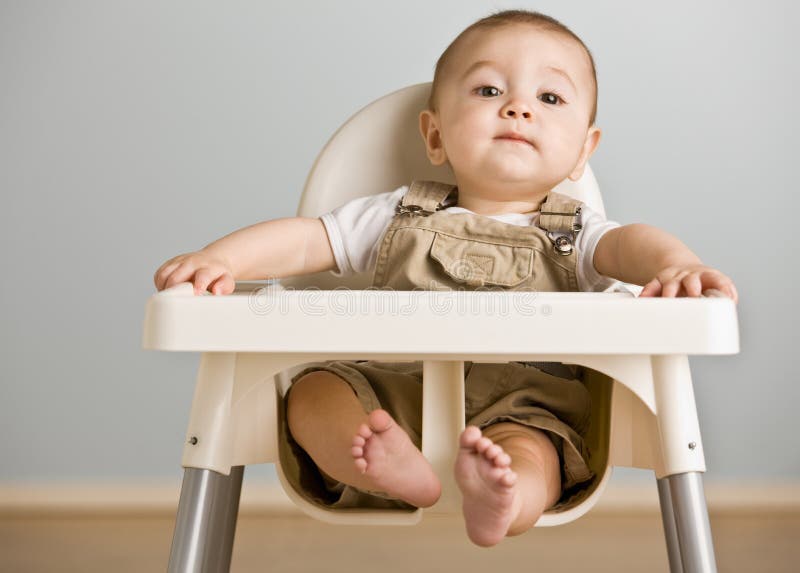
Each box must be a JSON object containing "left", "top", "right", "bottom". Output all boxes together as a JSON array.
[
  {"left": 419, "top": 110, "right": 447, "bottom": 166},
  {"left": 568, "top": 126, "right": 602, "bottom": 181}
]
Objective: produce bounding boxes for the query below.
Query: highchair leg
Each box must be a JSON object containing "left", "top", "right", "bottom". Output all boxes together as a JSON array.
[
  {"left": 657, "top": 472, "right": 716, "bottom": 573},
  {"left": 168, "top": 466, "right": 244, "bottom": 573},
  {"left": 657, "top": 477, "right": 684, "bottom": 573},
  {"left": 651, "top": 355, "right": 717, "bottom": 573}
]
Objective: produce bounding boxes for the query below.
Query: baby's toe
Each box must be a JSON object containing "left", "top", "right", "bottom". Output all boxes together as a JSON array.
[
  {"left": 493, "top": 452, "right": 511, "bottom": 468},
  {"left": 353, "top": 435, "right": 366, "bottom": 448},
  {"left": 367, "top": 409, "right": 394, "bottom": 433},
  {"left": 484, "top": 444, "right": 503, "bottom": 461},
  {"left": 459, "top": 426, "right": 482, "bottom": 448},
  {"left": 487, "top": 466, "right": 508, "bottom": 482},
  {"left": 499, "top": 470, "right": 517, "bottom": 488},
  {"left": 354, "top": 457, "right": 367, "bottom": 473},
  {"left": 475, "top": 436, "right": 493, "bottom": 454},
  {"left": 357, "top": 423, "right": 373, "bottom": 440},
  {"left": 351, "top": 445, "right": 363, "bottom": 458}
]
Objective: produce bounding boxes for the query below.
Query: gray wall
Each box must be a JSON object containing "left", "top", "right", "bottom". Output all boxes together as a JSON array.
[{"left": 1, "top": 0, "right": 797, "bottom": 484}]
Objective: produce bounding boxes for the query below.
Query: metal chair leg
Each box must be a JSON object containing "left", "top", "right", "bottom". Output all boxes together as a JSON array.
[
  {"left": 658, "top": 472, "right": 717, "bottom": 573},
  {"left": 168, "top": 466, "right": 244, "bottom": 573},
  {"left": 658, "top": 476, "right": 685, "bottom": 573}
]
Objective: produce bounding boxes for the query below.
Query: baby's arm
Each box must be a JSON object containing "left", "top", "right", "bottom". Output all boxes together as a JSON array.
[
  {"left": 593, "top": 224, "right": 738, "bottom": 303},
  {"left": 154, "top": 217, "right": 336, "bottom": 295}
]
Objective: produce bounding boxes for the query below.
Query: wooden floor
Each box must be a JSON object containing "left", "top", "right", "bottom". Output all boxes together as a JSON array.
[{"left": 1, "top": 511, "right": 798, "bottom": 572}]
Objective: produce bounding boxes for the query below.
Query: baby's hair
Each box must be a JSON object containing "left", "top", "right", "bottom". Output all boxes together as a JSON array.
[{"left": 429, "top": 10, "right": 598, "bottom": 126}]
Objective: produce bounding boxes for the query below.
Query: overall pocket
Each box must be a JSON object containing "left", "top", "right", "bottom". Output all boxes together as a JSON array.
[{"left": 429, "top": 232, "right": 533, "bottom": 287}]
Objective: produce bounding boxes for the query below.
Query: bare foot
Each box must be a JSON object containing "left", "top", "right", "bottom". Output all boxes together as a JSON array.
[
  {"left": 455, "top": 426, "right": 519, "bottom": 547},
  {"left": 351, "top": 409, "right": 441, "bottom": 508}
]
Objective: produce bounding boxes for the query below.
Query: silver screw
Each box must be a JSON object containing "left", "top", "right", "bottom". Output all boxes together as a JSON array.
[{"left": 688, "top": 442, "right": 696, "bottom": 450}]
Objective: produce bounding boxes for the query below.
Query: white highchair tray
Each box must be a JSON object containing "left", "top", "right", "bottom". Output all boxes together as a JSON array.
[{"left": 143, "top": 283, "right": 739, "bottom": 356}]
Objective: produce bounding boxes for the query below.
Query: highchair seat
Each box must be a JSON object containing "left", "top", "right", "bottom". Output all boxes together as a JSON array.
[{"left": 143, "top": 83, "right": 739, "bottom": 573}]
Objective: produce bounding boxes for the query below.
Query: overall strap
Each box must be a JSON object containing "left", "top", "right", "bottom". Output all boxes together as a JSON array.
[
  {"left": 538, "top": 192, "right": 583, "bottom": 234},
  {"left": 396, "top": 180, "right": 456, "bottom": 215}
]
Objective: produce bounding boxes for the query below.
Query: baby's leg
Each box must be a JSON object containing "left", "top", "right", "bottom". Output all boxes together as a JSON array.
[
  {"left": 287, "top": 370, "right": 440, "bottom": 507},
  {"left": 454, "top": 422, "right": 561, "bottom": 547}
]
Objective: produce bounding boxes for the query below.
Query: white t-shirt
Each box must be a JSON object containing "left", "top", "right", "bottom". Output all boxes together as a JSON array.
[{"left": 321, "top": 185, "right": 622, "bottom": 292}]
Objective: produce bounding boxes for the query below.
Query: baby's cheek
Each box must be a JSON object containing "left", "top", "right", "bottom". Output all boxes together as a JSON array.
[
  {"left": 443, "top": 132, "right": 475, "bottom": 162},
  {"left": 562, "top": 136, "right": 588, "bottom": 166}
]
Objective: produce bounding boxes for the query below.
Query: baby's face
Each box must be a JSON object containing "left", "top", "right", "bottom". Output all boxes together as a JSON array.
[{"left": 421, "top": 24, "right": 600, "bottom": 203}]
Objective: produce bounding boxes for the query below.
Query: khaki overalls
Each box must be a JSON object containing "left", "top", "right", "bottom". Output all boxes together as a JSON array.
[{"left": 281, "top": 181, "right": 594, "bottom": 510}]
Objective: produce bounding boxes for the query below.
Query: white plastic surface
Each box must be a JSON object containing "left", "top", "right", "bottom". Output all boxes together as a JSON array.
[
  {"left": 143, "top": 286, "right": 739, "bottom": 356},
  {"left": 180, "top": 353, "right": 292, "bottom": 473},
  {"left": 421, "top": 361, "right": 465, "bottom": 515},
  {"left": 142, "top": 284, "right": 738, "bottom": 524}
]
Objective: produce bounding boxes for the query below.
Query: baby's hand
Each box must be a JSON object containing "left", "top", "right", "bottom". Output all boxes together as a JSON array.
[
  {"left": 639, "top": 264, "right": 738, "bottom": 304},
  {"left": 154, "top": 250, "right": 235, "bottom": 295}
]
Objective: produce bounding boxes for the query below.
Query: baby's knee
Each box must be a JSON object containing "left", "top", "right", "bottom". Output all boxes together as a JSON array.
[
  {"left": 287, "top": 371, "right": 350, "bottom": 424},
  {"left": 290, "top": 369, "right": 333, "bottom": 397},
  {"left": 288, "top": 371, "right": 329, "bottom": 413}
]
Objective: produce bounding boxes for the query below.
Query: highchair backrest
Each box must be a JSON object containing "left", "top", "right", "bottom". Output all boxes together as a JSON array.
[{"left": 279, "top": 82, "right": 608, "bottom": 291}]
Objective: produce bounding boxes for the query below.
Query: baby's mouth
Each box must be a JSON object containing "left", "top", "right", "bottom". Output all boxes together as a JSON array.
[{"left": 494, "top": 133, "right": 535, "bottom": 148}]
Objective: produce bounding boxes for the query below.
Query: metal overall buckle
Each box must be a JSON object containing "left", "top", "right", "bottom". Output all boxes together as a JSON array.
[
  {"left": 544, "top": 206, "right": 582, "bottom": 256},
  {"left": 395, "top": 203, "right": 435, "bottom": 216}
]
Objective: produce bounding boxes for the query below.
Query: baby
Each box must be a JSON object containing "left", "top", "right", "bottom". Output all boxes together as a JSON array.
[{"left": 155, "top": 10, "right": 738, "bottom": 547}]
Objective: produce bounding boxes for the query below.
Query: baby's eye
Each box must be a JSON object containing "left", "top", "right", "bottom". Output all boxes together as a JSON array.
[
  {"left": 475, "top": 86, "right": 502, "bottom": 97},
  {"left": 539, "top": 92, "right": 564, "bottom": 105}
]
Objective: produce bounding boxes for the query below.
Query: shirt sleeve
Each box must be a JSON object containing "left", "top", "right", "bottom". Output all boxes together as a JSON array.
[
  {"left": 575, "top": 204, "right": 623, "bottom": 292},
  {"left": 319, "top": 186, "right": 408, "bottom": 277}
]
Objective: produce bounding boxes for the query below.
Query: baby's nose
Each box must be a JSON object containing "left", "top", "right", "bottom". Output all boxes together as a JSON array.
[{"left": 502, "top": 102, "right": 532, "bottom": 120}]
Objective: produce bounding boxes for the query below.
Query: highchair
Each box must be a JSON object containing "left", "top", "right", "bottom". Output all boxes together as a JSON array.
[{"left": 142, "top": 83, "right": 740, "bottom": 573}]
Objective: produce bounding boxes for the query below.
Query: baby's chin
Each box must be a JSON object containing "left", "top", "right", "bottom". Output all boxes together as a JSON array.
[{"left": 454, "top": 167, "right": 555, "bottom": 192}]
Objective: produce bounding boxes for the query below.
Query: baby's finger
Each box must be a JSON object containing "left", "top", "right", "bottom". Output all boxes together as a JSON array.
[
  {"left": 699, "top": 272, "right": 738, "bottom": 303},
  {"left": 163, "top": 261, "right": 198, "bottom": 289},
  {"left": 715, "top": 281, "right": 739, "bottom": 304},
  {"left": 660, "top": 278, "right": 682, "bottom": 298},
  {"left": 193, "top": 268, "right": 217, "bottom": 295},
  {"left": 639, "top": 278, "right": 661, "bottom": 298},
  {"left": 154, "top": 260, "right": 184, "bottom": 290},
  {"left": 730, "top": 282, "right": 739, "bottom": 304},
  {"left": 720, "top": 278, "right": 739, "bottom": 304},
  {"left": 209, "top": 272, "right": 235, "bottom": 295},
  {"left": 682, "top": 273, "right": 703, "bottom": 297}
]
